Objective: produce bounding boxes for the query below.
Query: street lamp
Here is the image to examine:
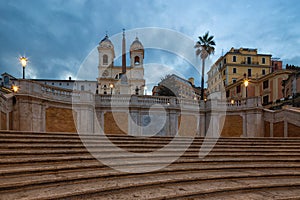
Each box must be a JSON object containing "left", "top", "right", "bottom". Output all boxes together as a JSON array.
[
  {"left": 11, "top": 85, "right": 19, "bottom": 93},
  {"left": 109, "top": 83, "right": 114, "bottom": 94},
  {"left": 244, "top": 79, "right": 249, "bottom": 98},
  {"left": 19, "top": 56, "right": 28, "bottom": 79}
]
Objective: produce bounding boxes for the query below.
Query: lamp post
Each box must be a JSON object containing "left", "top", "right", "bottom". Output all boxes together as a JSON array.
[
  {"left": 19, "top": 56, "right": 28, "bottom": 79},
  {"left": 244, "top": 79, "right": 249, "bottom": 98},
  {"left": 109, "top": 83, "right": 114, "bottom": 94}
]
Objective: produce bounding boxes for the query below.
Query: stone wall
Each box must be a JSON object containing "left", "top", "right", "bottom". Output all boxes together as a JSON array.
[
  {"left": 46, "top": 107, "right": 77, "bottom": 133},
  {"left": 11, "top": 96, "right": 46, "bottom": 132},
  {"left": 178, "top": 114, "right": 198, "bottom": 136},
  {"left": 264, "top": 121, "right": 270, "bottom": 137},
  {"left": 104, "top": 112, "right": 128, "bottom": 135},
  {"left": 220, "top": 115, "right": 243, "bottom": 137},
  {"left": 263, "top": 107, "right": 300, "bottom": 137},
  {"left": 288, "top": 123, "right": 300, "bottom": 137},
  {"left": 273, "top": 122, "right": 284, "bottom": 137},
  {"left": 0, "top": 94, "right": 9, "bottom": 130},
  {"left": 0, "top": 111, "right": 6, "bottom": 130}
]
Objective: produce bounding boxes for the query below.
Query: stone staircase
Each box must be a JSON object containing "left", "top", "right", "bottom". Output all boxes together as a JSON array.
[{"left": 0, "top": 131, "right": 300, "bottom": 199}]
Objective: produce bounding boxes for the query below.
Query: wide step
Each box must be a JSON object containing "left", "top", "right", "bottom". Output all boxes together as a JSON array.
[{"left": 0, "top": 131, "right": 300, "bottom": 200}]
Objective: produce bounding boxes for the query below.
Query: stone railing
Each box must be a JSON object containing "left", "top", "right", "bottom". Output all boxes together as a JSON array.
[
  {"left": 95, "top": 94, "right": 262, "bottom": 111},
  {"left": 95, "top": 95, "right": 197, "bottom": 108},
  {"left": 225, "top": 97, "right": 262, "bottom": 108},
  {"left": 41, "top": 85, "right": 73, "bottom": 97},
  {"left": 16, "top": 80, "right": 79, "bottom": 102},
  {"left": 14, "top": 80, "right": 262, "bottom": 110}
]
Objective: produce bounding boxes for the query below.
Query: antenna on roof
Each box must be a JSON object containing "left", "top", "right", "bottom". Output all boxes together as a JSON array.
[{"left": 221, "top": 49, "right": 224, "bottom": 56}]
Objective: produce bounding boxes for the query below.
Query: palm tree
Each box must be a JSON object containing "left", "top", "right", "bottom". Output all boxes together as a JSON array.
[{"left": 194, "top": 32, "right": 216, "bottom": 100}]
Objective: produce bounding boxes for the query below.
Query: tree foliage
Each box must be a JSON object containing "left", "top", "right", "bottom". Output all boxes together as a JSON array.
[{"left": 194, "top": 31, "right": 216, "bottom": 100}]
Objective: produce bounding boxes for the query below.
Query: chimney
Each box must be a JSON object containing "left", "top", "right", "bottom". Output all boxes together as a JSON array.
[
  {"left": 122, "top": 28, "right": 126, "bottom": 74},
  {"left": 69, "top": 76, "right": 72, "bottom": 80}
]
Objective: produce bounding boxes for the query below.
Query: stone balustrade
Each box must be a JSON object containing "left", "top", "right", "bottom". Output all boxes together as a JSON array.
[
  {"left": 16, "top": 79, "right": 80, "bottom": 102},
  {"left": 14, "top": 79, "right": 262, "bottom": 111}
]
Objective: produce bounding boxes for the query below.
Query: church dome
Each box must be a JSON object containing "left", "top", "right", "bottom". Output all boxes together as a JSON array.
[
  {"left": 130, "top": 37, "right": 144, "bottom": 51},
  {"left": 99, "top": 35, "right": 114, "bottom": 49}
]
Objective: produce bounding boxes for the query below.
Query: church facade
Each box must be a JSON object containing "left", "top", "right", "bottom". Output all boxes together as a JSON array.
[{"left": 97, "top": 30, "right": 145, "bottom": 95}]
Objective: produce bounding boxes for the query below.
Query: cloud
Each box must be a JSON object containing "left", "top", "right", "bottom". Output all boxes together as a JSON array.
[{"left": 0, "top": 0, "right": 300, "bottom": 84}]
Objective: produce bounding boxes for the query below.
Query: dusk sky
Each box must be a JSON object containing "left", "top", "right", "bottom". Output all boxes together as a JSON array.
[{"left": 1, "top": 0, "right": 300, "bottom": 87}]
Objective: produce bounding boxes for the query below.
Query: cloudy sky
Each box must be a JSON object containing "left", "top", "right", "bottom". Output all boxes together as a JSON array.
[{"left": 1, "top": 0, "right": 300, "bottom": 87}]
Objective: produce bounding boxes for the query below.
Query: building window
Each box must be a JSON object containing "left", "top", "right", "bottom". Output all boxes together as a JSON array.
[
  {"left": 59, "top": 83, "right": 62, "bottom": 86},
  {"left": 52, "top": 83, "right": 54, "bottom": 85},
  {"left": 247, "top": 57, "right": 251, "bottom": 64},
  {"left": 248, "top": 69, "right": 252, "bottom": 77},
  {"left": 103, "top": 54, "right": 108, "bottom": 65},
  {"left": 226, "top": 90, "right": 230, "bottom": 98},
  {"left": 232, "top": 78, "right": 237, "bottom": 83},
  {"left": 223, "top": 70, "right": 226, "bottom": 75},
  {"left": 67, "top": 83, "right": 69, "bottom": 86},
  {"left": 3, "top": 76, "right": 9, "bottom": 85},
  {"left": 233, "top": 56, "right": 236, "bottom": 62},
  {"left": 263, "top": 80, "right": 269, "bottom": 89},
  {"left": 224, "top": 58, "right": 227, "bottom": 64},
  {"left": 262, "top": 69, "right": 266, "bottom": 75},
  {"left": 233, "top": 68, "right": 237, "bottom": 74},
  {"left": 134, "top": 56, "right": 140, "bottom": 64},
  {"left": 263, "top": 95, "right": 269, "bottom": 105},
  {"left": 81, "top": 85, "right": 85, "bottom": 91},
  {"left": 236, "top": 85, "right": 241, "bottom": 93},
  {"left": 262, "top": 57, "right": 266, "bottom": 64}
]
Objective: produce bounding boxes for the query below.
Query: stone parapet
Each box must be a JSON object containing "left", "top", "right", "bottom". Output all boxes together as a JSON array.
[{"left": 2, "top": 80, "right": 297, "bottom": 137}]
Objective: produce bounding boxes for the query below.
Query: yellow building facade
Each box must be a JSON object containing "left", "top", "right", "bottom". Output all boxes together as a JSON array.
[
  {"left": 225, "top": 70, "right": 293, "bottom": 105},
  {"left": 207, "top": 48, "right": 272, "bottom": 95}
]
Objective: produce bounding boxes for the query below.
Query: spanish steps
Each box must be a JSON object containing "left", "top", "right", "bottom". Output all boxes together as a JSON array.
[{"left": 0, "top": 131, "right": 300, "bottom": 199}]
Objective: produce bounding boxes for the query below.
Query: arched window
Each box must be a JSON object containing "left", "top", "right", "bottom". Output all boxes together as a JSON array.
[
  {"left": 115, "top": 73, "right": 122, "bottom": 79},
  {"left": 4, "top": 76, "right": 9, "bottom": 85},
  {"left": 103, "top": 84, "right": 107, "bottom": 94},
  {"left": 134, "top": 56, "right": 140, "bottom": 64},
  {"left": 103, "top": 54, "right": 108, "bottom": 65}
]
